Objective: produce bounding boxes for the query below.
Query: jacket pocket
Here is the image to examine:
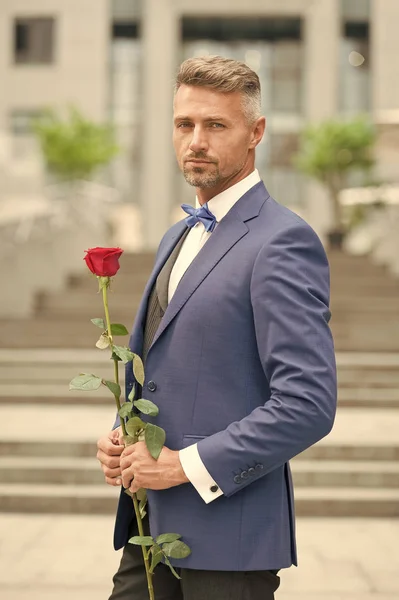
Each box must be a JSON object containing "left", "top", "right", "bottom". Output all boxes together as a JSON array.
[{"left": 181, "top": 434, "right": 207, "bottom": 449}]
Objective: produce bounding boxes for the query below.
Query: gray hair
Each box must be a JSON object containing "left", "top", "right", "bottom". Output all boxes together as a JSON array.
[{"left": 175, "top": 55, "right": 262, "bottom": 123}]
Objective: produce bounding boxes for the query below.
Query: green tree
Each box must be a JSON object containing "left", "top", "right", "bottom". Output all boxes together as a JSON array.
[
  {"left": 294, "top": 116, "right": 376, "bottom": 240},
  {"left": 33, "top": 106, "right": 119, "bottom": 181}
]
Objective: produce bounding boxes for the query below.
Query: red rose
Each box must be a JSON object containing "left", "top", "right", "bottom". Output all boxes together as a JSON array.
[{"left": 84, "top": 247, "right": 123, "bottom": 277}]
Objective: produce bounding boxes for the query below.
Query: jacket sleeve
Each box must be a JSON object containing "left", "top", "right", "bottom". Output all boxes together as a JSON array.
[{"left": 196, "top": 221, "right": 337, "bottom": 497}]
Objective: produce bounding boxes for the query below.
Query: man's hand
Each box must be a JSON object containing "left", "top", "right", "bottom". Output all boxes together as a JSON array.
[
  {"left": 120, "top": 442, "right": 189, "bottom": 493},
  {"left": 96, "top": 427, "right": 124, "bottom": 486}
]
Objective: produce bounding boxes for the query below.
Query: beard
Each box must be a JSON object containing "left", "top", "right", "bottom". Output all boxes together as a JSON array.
[{"left": 183, "top": 163, "right": 221, "bottom": 188}]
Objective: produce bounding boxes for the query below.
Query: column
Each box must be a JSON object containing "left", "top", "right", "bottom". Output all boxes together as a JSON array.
[
  {"left": 371, "top": 0, "right": 399, "bottom": 185},
  {"left": 303, "top": 0, "right": 340, "bottom": 239},
  {"left": 140, "top": 0, "right": 179, "bottom": 250},
  {"left": 0, "top": 3, "right": 8, "bottom": 133},
  {"left": 372, "top": 0, "right": 399, "bottom": 117}
]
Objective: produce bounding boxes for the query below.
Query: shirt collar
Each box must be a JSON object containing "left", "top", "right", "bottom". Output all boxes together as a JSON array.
[{"left": 195, "top": 169, "right": 261, "bottom": 223}]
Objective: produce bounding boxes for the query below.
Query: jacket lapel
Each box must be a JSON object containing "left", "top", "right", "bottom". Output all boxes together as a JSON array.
[{"left": 149, "top": 182, "right": 269, "bottom": 350}]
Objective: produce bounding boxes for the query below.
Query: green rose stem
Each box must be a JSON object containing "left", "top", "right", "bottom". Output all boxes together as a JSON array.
[
  {"left": 100, "top": 276, "right": 155, "bottom": 600},
  {"left": 100, "top": 278, "right": 123, "bottom": 421}
]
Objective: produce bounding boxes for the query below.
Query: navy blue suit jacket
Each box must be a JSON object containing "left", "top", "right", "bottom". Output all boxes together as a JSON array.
[{"left": 113, "top": 181, "right": 337, "bottom": 571}]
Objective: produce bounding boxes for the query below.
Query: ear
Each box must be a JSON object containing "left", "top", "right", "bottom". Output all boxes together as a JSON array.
[{"left": 249, "top": 117, "right": 266, "bottom": 149}]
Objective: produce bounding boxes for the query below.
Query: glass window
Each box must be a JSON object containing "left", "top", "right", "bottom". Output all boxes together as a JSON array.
[
  {"left": 109, "top": 18, "right": 141, "bottom": 202},
  {"left": 339, "top": 20, "right": 370, "bottom": 113},
  {"left": 10, "top": 109, "right": 44, "bottom": 136},
  {"left": 14, "top": 17, "right": 55, "bottom": 65},
  {"left": 9, "top": 109, "right": 44, "bottom": 158}
]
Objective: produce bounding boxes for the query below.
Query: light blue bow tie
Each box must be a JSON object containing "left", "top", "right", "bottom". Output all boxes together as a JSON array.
[{"left": 181, "top": 203, "right": 217, "bottom": 232}]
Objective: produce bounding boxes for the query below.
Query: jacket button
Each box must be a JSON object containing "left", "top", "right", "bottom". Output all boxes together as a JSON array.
[
  {"left": 233, "top": 475, "right": 241, "bottom": 484},
  {"left": 248, "top": 467, "right": 256, "bottom": 477},
  {"left": 241, "top": 470, "right": 249, "bottom": 479},
  {"left": 147, "top": 381, "right": 157, "bottom": 392},
  {"left": 255, "top": 463, "right": 264, "bottom": 472},
  {"left": 210, "top": 484, "right": 219, "bottom": 493}
]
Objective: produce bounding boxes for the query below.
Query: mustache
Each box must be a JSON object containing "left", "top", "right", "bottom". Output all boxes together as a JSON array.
[{"left": 184, "top": 153, "right": 217, "bottom": 163}]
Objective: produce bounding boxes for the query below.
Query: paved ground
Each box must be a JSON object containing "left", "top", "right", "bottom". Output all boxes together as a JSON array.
[
  {"left": 1, "top": 404, "right": 399, "bottom": 446},
  {"left": 1, "top": 351, "right": 398, "bottom": 598},
  {"left": 0, "top": 514, "right": 398, "bottom": 600}
]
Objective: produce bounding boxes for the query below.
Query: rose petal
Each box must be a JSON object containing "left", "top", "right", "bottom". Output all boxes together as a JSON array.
[{"left": 84, "top": 247, "right": 123, "bottom": 277}]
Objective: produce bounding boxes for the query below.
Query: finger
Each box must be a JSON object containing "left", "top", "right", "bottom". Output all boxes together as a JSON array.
[
  {"left": 121, "top": 466, "right": 135, "bottom": 489},
  {"left": 129, "top": 480, "right": 140, "bottom": 494},
  {"left": 109, "top": 427, "right": 124, "bottom": 445},
  {"left": 121, "top": 441, "right": 148, "bottom": 458},
  {"left": 101, "top": 464, "right": 121, "bottom": 479},
  {"left": 105, "top": 476, "right": 122, "bottom": 486},
  {"left": 121, "top": 444, "right": 136, "bottom": 458},
  {"left": 96, "top": 450, "right": 121, "bottom": 469},
  {"left": 97, "top": 437, "right": 124, "bottom": 456},
  {"left": 120, "top": 455, "right": 137, "bottom": 472}
]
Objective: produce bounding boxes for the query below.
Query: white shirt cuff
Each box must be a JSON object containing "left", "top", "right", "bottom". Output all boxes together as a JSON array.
[{"left": 179, "top": 443, "right": 224, "bottom": 504}]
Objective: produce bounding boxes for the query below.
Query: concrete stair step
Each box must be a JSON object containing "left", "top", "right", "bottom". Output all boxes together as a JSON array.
[
  {"left": 3, "top": 385, "right": 399, "bottom": 409},
  {"left": 294, "top": 487, "right": 399, "bottom": 517},
  {"left": 0, "top": 483, "right": 119, "bottom": 514},
  {"left": 116, "top": 252, "right": 156, "bottom": 266},
  {"left": 0, "top": 319, "right": 135, "bottom": 348},
  {"left": 330, "top": 277, "right": 399, "bottom": 287},
  {"left": 301, "top": 444, "right": 399, "bottom": 461},
  {"left": 2, "top": 349, "right": 399, "bottom": 406},
  {"left": 331, "top": 304, "right": 399, "bottom": 314},
  {"left": 2, "top": 333, "right": 399, "bottom": 352},
  {"left": 291, "top": 460, "right": 399, "bottom": 487},
  {"left": 1, "top": 437, "right": 398, "bottom": 464},
  {"left": 338, "top": 370, "right": 399, "bottom": 387},
  {"left": 0, "top": 483, "right": 398, "bottom": 516},
  {"left": 337, "top": 388, "right": 399, "bottom": 408},
  {"left": 37, "top": 292, "right": 144, "bottom": 314},
  {"left": 115, "top": 251, "right": 393, "bottom": 275},
  {"left": 0, "top": 457, "right": 103, "bottom": 484},
  {"left": 36, "top": 287, "right": 399, "bottom": 310},
  {"left": 69, "top": 268, "right": 152, "bottom": 284},
  {"left": 333, "top": 337, "right": 399, "bottom": 353},
  {"left": 1, "top": 456, "right": 398, "bottom": 488},
  {"left": 0, "top": 440, "right": 96, "bottom": 458},
  {"left": 4, "top": 363, "right": 399, "bottom": 387},
  {"left": 2, "top": 349, "right": 399, "bottom": 366},
  {"left": 39, "top": 305, "right": 399, "bottom": 319},
  {"left": 0, "top": 402, "right": 398, "bottom": 458}
]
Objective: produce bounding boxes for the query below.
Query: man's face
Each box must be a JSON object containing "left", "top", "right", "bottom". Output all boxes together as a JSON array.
[{"left": 173, "top": 85, "right": 260, "bottom": 190}]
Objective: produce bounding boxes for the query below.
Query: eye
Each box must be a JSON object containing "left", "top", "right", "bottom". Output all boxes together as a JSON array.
[
  {"left": 177, "top": 122, "right": 192, "bottom": 129},
  {"left": 210, "top": 123, "right": 225, "bottom": 129}
]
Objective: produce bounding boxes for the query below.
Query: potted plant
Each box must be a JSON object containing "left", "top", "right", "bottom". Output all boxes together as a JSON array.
[
  {"left": 32, "top": 106, "right": 119, "bottom": 184},
  {"left": 294, "top": 116, "right": 376, "bottom": 249}
]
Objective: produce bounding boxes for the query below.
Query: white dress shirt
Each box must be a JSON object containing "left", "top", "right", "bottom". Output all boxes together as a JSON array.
[{"left": 170, "top": 169, "right": 261, "bottom": 503}]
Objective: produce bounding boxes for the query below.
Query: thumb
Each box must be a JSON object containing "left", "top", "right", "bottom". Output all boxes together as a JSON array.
[{"left": 109, "top": 427, "right": 123, "bottom": 445}]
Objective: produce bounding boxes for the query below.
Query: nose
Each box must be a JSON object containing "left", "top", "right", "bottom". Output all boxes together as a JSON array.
[{"left": 188, "top": 126, "right": 208, "bottom": 154}]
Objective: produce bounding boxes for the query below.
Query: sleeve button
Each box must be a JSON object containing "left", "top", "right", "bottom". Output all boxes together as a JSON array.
[
  {"left": 248, "top": 467, "right": 256, "bottom": 477},
  {"left": 233, "top": 475, "right": 242, "bottom": 484},
  {"left": 147, "top": 380, "right": 157, "bottom": 392},
  {"left": 255, "top": 463, "right": 264, "bottom": 472},
  {"left": 241, "top": 470, "right": 249, "bottom": 479},
  {"left": 210, "top": 484, "right": 219, "bottom": 493}
]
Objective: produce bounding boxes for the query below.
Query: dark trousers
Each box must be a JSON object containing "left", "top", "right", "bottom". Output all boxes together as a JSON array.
[{"left": 109, "top": 516, "right": 280, "bottom": 600}]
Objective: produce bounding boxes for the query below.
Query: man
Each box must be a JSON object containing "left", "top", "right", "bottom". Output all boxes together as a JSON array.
[{"left": 97, "top": 56, "right": 337, "bottom": 600}]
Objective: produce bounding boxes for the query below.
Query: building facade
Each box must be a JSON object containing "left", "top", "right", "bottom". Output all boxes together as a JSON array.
[{"left": 0, "top": 0, "right": 398, "bottom": 248}]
